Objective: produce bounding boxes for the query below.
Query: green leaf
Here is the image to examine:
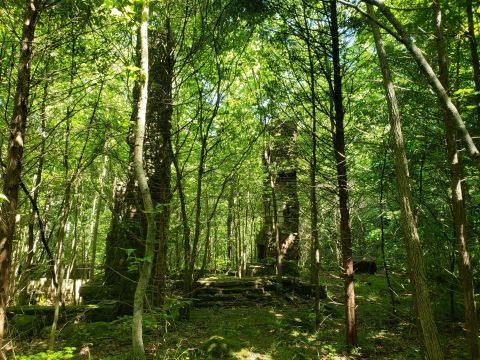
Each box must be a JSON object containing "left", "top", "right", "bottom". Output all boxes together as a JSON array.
[{"left": 453, "top": 88, "right": 474, "bottom": 95}]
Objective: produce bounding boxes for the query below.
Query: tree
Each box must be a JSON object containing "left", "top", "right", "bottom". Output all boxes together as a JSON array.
[
  {"left": 362, "top": 0, "right": 480, "bottom": 169},
  {"left": 367, "top": 4, "right": 443, "bottom": 358},
  {"left": 432, "top": 1, "right": 478, "bottom": 357},
  {"left": 131, "top": 1, "right": 157, "bottom": 358},
  {"left": 330, "top": 0, "right": 356, "bottom": 348},
  {"left": 0, "top": 0, "right": 41, "bottom": 355}
]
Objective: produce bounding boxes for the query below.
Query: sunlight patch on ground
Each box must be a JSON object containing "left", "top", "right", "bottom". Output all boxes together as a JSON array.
[
  {"left": 233, "top": 348, "right": 272, "bottom": 359},
  {"left": 370, "top": 329, "right": 391, "bottom": 339}
]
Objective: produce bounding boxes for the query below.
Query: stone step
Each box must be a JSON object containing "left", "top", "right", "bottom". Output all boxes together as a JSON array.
[
  {"left": 193, "top": 287, "right": 265, "bottom": 297},
  {"left": 197, "top": 278, "right": 271, "bottom": 289},
  {"left": 194, "top": 294, "right": 239, "bottom": 302},
  {"left": 193, "top": 297, "right": 274, "bottom": 308},
  {"left": 193, "top": 289, "right": 273, "bottom": 304},
  {"left": 194, "top": 300, "right": 258, "bottom": 308}
]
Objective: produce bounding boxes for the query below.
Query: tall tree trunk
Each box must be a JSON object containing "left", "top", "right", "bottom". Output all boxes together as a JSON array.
[
  {"left": 131, "top": 2, "right": 157, "bottom": 359},
  {"left": 0, "top": 0, "right": 40, "bottom": 355},
  {"left": 270, "top": 166, "right": 282, "bottom": 285},
  {"left": 26, "top": 76, "right": 47, "bottom": 274},
  {"left": 302, "top": 0, "right": 320, "bottom": 328},
  {"left": 466, "top": 0, "right": 480, "bottom": 123},
  {"left": 89, "top": 154, "right": 108, "bottom": 281},
  {"left": 19, "top": 66, "right": 48, "bottom": 305},
  {"left": 227, "top": 185, "right": 234, "bottom": 267},
  {"left": 379, "top": 144, "right": 396, "bottom": 312},
  {"left": 185, "top": 129, "right": 207, "bottom": 289},
  {"left": 433, "top": 2, "right": 478, "bottom": 358},
  {"left": 256, "top": 144, "right": 273, "bottom": 261},
  {"left": 170, "top": 142, "right": 191, "bottom": 299},
  {"left": 48, "top": 182, "right": 73, "bottom": 349},
  {"left": 329, "top": 0, "right": 356, "bottom": 348},
  {"left": 367, "top": 5, "right": 443, "bottom": 359}
]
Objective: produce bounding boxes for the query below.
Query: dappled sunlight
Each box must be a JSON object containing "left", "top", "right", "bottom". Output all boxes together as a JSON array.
[{"left": 233, "top": 348, "right": 273, "bottom": 360}]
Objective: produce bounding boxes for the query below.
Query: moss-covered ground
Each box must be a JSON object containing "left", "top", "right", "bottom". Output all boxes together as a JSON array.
[{"left": 15, "top": 273, "right": 471, "bottom": 359}]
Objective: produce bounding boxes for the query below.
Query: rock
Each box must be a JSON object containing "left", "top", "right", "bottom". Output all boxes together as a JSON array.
[
  {"left": 79, "top": 280, "right": 115, "bottom": 304},
  {"left": 82, "top": 300, "right": 121, "bottom": 322},
  {"left": 60, "top": 321, "right": 113, "bottom": 347},
  {"left": 10, "top": 314, "right": 44, "bottom": 337},
  {"left": 202, "top": 335, "right": 235, "bottom": 359},
  {"left": 353, "top": 259, "right": 377, "bottom": 274}
]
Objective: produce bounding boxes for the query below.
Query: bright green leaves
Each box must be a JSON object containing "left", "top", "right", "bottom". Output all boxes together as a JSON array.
[
  {"left": 122, "top": 248, "right": 154, "bottom": 272},
  {"left": 18, "top": 347, "right": 76, "bottom": 360},
  {"left": 104, "top": 0, "right": 137, "bottom": 22}
]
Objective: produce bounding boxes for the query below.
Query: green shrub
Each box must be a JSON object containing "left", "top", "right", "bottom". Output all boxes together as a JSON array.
[{"left": 18, "top": 347, "right": 76, "bottom": 360}]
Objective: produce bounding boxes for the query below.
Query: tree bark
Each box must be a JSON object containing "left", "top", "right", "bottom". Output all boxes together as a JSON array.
[
  {"left": 330, "top": 0, "right": 356, "bottom": 348},
  {"left": 89, "top": 154, "right": 108, "bottom": 281},
  {"left": 302, "top": 0, "right": 321, "bottom": 328},
  {"left": 432, "top": 2, "right": 478, "bottom": 358},
  {"left": 19, "top": 65, "right": 48, "bottom": 305},
  {"left": 131, "top": 2, "right": 157, "bottom": 359},
  {"left": 367, "top": 5, "right": 443, "bottom": 359},
  {"left": 48, "top": 181, "right": 73, "bottom": 350},
  {"left": 466, "top": 0, "right": 480, "bottom": 123},
  {"left": 0, "top": 0, "right": 40, "bottom": 355},
  {"left": 227, "top": 185, "right": 234, "bottom": 266},
  {"left": 379, "top": 144, "right": 396, "bottom": 312},
  {"left": 148, "top": 17, "right": 174, "bottom": 305}
]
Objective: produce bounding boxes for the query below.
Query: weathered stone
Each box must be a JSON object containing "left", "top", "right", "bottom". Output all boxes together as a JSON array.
[
  {"left": 79, "top": 280, "right": 115, "bottom": 304},
  {"left": 353, "top": 258, "right": 377, "bottom": 274},
  {"left": 60, "top": 321, "right": 113, "bottom": 347},
  {"left": 10, "top": 314, "right": 44, "bottom": 337},
  {"left": 202, "top": 335, "right": 235, "bottom": 359}
]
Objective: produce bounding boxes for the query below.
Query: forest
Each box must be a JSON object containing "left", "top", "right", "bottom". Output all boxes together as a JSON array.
[{"left": 1, "top": 0, "right": 480, "bottom": 359}]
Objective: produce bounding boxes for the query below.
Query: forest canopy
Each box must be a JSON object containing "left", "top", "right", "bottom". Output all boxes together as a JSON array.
[{"left": 1, "top": 0, "right": 480, "bottom": 359}]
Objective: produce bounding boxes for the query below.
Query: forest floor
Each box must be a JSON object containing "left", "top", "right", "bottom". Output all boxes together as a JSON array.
[{"left": 15, "top": 273, "right": 470, "bottom": 359}]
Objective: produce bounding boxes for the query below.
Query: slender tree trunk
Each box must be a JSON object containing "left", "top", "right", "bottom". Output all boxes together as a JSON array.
[
  {"left": 90, "top": 155, "right": 108, "bottom": 281},
  {"left": 363, "top": 0, "right": 480, "bottom": 169},
  {"left": 131, "top": 2, "right": 157, "bottom": 359},
  {"left": 302, "top": 0, "right": 321, "bottom": 328},
  {"left": 171, "top": 145, "right": 191, "bottom": 297},
  {"left": 330, "top": 0, "right": 356, "bottom": 348},
  {"left": 367, "top": 5, "right": 443, "bottom": 359},
  {"left": 49, "top": 182, "right": 73, "bottom": 349},
  {"left": 466, "top": 0, "right": 480, "bottom": 123},
  {"left": 227, "top": 185, "right": 234, "bottom": 268},
  {"left": 261, "top": 143, "right": 282, "bottom": 285},
  {"left": 26, "top": 76, "right": 47, "bottom": 273},
  {"left": 379, "top": 144, "right": 396, "bottom": 312},
  {"left": 67, "top": 190, "right": 81, "bottom": 305},
  {"left": 184, "top": 125, "right": 207, "bottom": 288},
  {"left": 19, "top": 68, "right": 48, "bottom": 305},
  {"left": 433, "top": 2, "right": 478, "bottom": 358},
  {"left": 0, "top": 0, "right": 40, "bottom": 355}
]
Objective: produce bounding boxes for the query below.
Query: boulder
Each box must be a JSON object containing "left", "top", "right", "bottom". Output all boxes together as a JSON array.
[
  {"left": 353, "top": 258, "right": 377, "bottom": 274},
  {"left": 10, "top": 314, "right": 44, "bottom": 337}
]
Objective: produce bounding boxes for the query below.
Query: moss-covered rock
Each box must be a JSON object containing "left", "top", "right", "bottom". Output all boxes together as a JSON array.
[
  {"left": 10, "top": 314, "right": 44, "bottom": 337},
  {"left": 202, "top": 335, "right": 236, "bottom": 359},
  {"left": 79, "top": 280, "right": 115, "bottom": 304},
  {"left": 60, "top": 321, "right": 113, "bottom": 347},
  {"left": 80, "top": 300, "right": 121, "bottom": 322}
]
